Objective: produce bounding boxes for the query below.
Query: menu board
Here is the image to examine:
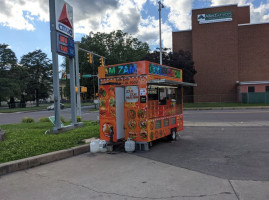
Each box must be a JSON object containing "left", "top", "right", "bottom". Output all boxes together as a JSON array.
[{"left": 125, "top": 86, "right": 138, "bottom": 102}]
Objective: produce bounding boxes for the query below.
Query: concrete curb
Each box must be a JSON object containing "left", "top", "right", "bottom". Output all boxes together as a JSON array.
[{"left": 0, "top": 144, "right": 90, "bottom": 176}]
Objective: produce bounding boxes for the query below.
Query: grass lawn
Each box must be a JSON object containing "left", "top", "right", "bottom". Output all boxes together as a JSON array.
[
  {"left": 0, "top": 121, "right": 99, "bottom": 164},
  {"left": 184, "top": 102, "right": 269, "bottom": 108}
]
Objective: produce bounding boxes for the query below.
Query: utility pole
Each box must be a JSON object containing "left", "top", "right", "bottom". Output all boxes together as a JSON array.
[{"left": 158, "top": 0, "right": 164, "bottom": 65}]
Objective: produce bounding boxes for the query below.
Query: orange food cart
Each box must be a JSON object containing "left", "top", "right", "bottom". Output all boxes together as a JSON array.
[{"left": 98, "top": 61, "right": 195, "bottom": 147}]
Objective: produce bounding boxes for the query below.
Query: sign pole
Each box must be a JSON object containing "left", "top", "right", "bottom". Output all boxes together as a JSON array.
[
  {"left": 75, "top": 42, "right": 81, "bottom": 117},
  {"left": 49, "top": 0, "right": 61, "bottom": 131},
  {"left": 69, "top": 58, "right": 77, "bottom": 124}
]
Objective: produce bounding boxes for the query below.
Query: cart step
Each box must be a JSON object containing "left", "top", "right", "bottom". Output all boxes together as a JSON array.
[{"left": 135, "top": 142, "right": 149, "bottom": 151}]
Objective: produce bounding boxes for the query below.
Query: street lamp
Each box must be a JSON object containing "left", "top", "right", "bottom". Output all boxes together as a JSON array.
[{"left": 158, "top": 0, "right": 164, "bottom": 65}]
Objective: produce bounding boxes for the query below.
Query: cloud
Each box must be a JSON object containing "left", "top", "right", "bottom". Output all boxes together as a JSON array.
[
  {"left": 164, "top": 0, "right": 194, "bottom": 30},
  {"left": 250, "top": 2, "right": 269, "bottom": 23},
  {"left": 210, "top": 0, "right": 249, "bottom": 6},
  {"left": 210, "top": 0, "right": 269, "bottom": 24},
  {"left": 0, "top": 0, "right": 48, "bottom": 30},
  {"left": 136, "top": 16, "right": 173, "bottom": 49},
  {"left": 2, "top": 0, "right": 268, "bottom": 53}
]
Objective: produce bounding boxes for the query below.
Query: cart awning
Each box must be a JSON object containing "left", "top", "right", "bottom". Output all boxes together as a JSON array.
[{"left": 148, "top": 79, "right": 197, "bottom": 87}]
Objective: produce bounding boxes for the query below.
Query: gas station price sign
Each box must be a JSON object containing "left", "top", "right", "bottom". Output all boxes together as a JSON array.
[{"left": 56, "top": 32, "right": 75, "bottom": 57}]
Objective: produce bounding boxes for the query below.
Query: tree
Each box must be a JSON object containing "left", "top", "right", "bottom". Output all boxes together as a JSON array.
[
  {"left": 63, "top": 30, "right": 149, "bottom": 100},
  {"left": 142, "top": 49, "right": 197, "bottom": 102},
  {"left": 20, "top": 50, "right": 52, "bottom": 106},
  {"left": 0, "top": 44, "right": 19, "bottom": 105}
]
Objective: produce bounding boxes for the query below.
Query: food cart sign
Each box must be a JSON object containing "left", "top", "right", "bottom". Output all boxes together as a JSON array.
[
  {"left": 125, "top": 86, "right": 138, "bottom": 102},
  {"left": 149, "top": 63, "right": 181, "bottom": 79},
  {"left": 105, "top": 63, "right": 137, "bottom": 76}
]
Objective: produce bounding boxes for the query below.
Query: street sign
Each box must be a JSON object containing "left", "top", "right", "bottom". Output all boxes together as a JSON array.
[{"left": 82, "top": 74, "right": 92, "bottom": 78}]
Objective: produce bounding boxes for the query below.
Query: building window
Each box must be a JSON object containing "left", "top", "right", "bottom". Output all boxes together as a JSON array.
[
  {"left": 266, "top": 86, "right": 269, "bottom": 92},
  {"left": 248, "top": 86, "right": 255, "bottom": 93}
]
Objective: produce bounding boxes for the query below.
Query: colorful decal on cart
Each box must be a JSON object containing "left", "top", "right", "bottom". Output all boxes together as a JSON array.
[
  {"left": 102, "top": 123, "right": 113, "bottom": 137},
  {"left": 150, "top": 132, "right": 154, "bottom": 140},
  {"left": 109, "top": 97, "right": 116, "bottom": 107},
  {"left": 149, "top": 63, "right": 181, "bottom": 79},
  {"left": 138, "top": 120, "right": 147, "bottom": 129},
  {"left": 99, "top": 107, "right": 107, "bottom": 117},
  {"left": 108, "top": 87, "right": 115, "bottom": 96},
  {"left": 159, "top": 129, "right": 163, "bottom": 137},
  {"left": 99, "top": 88, "right": 106, "bottom": 97},
  {"left": 99, "top": 99, "right": 106, "bottom": 107},
  {"left": 149, "top": 121, "right": 154, "bottom": 130},
  {"left": 127, "top": 110, "right": 136, "bottom": 119},
  {"left": 140, "top": 131, "right": 147, "bottom": 140},
  {"left": 110, "top": 107, "right": 116, "bottom": 117},
  {"left": 155, "top": 130, "right": 159, "bottom": 139},
  {"left": 128, "top": 120, "right": 136, "bottom": 130},
  {"left": 128, "top": 132, "right": 137, "bottom": 139},
  {"left": 137, "top": 109, "right": 146, "bottom": 118}
]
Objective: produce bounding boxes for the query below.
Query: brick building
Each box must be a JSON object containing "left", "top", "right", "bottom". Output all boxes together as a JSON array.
[{"left": 172, "top": 4, "right": 269, "bottom": 103}]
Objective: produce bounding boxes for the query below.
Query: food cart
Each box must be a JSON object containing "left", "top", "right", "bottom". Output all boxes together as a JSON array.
[{"left": 98, "top": 61, "right": 196, "bottom": 148}]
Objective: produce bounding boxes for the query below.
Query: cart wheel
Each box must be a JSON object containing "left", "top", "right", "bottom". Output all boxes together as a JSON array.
[
  {"left": 172, "top": 130, "right": 177, "bottom": 141},
  {"left": 167, "top": 129, "right": 177, "bottom": 141}
]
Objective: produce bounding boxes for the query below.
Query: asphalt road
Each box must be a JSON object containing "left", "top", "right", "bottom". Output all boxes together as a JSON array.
[
  {"left": 1, "top": 107, "right": 269, "bottom": 125},
  {"left": 0, "top": 106, "right": 99, "bottom": 125},
  {"left": 136, "top": 126, "right": 269, "bottom": 181},
  {"left": 183, "top": 109, "right": 269, "bottom": 123}
]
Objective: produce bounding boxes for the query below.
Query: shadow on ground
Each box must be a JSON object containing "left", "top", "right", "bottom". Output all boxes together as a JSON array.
[{"left": 135, "top": 126, "right": 269, "bottom": 181}]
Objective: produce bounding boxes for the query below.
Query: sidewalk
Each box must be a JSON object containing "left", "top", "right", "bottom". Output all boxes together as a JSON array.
[{"left": 1, "top": 152, "right": 268, "bottom": 200}]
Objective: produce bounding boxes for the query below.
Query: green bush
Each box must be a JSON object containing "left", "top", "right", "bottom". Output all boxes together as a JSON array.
[
  {"left": 77, "top": 116, "right": 82, "bottom": 122},
  {"left": 22, "top": 117, "right": 35, "bottom": 123},
  {"left": 39, "top": 117, "right": 50, "bottom": 122}
]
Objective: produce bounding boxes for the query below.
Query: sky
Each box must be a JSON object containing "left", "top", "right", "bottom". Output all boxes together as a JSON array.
[{"left": 1, "top": 0, "right": 269, "bottom": 62}]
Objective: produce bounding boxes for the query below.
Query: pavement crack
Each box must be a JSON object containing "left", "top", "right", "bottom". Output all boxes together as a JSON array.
[
  {"left": 228, "top": 180, "right": 240, "bottom": 200},
  {"left": 23, "top": 170, "right": 234, "bottom": 199},
  {"left": 57, "top": 179, "right": 233, "bottom": 200}
]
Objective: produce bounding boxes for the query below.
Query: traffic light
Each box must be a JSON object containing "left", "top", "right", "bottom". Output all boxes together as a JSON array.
[
  {"left": 87, "top": 53, "right": 93, "bottom": 64},
  {"left": 100, "top": 57, "right": 104, "bottom": 66}
]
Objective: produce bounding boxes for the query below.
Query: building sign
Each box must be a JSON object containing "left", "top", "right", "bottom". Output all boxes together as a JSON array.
[
  {"left": 197, "top": 11, "right": 232, "bottom": 24},
  {"left": 125, "top": 86, "right": 139, "bottom": 102},
  {"left": 105, "top": 63, "right": 137, "bottom": 76},
  {"left": 149, "top": 63, "right": 181, "bottom": 79},
  {"left": 56, "top": 32, "right": 75, "bottom": 57},
  {"left": 55, "top": 0, "right": 74, "bottom": 38}
]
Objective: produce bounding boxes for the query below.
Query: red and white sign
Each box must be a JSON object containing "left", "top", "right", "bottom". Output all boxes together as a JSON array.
[
  {"left": 55, "top": 0, "right": 73, "bottom": 38},
  {"left": 125, "top": 86, "right": 139, "bottom": 102}
]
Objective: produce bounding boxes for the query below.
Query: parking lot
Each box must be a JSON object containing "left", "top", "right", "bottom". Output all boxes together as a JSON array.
[
  {"left": 137, "top": 126, "right": 269, "bottom": 180},
  {"left": 1, "top": 108, "right": 269, "bottom": 200}
]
